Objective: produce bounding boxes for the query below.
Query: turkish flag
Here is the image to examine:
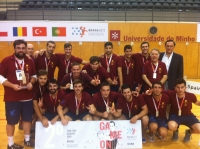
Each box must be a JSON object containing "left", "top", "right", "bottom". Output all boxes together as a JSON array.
[{"left": 32, "top": 27, "right": 47, "bottom": 36}]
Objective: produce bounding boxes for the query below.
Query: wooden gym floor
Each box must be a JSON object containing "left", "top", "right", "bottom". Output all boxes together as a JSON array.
[{"left": 0, "top": 80, "right": 200, "bottom": 149}]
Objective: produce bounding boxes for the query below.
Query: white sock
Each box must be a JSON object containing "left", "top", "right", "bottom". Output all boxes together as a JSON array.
[
  {"left": 8, "top": 136, "right": 14, "bottom": 147},
  {"left": 24, "top": 134, "right": 30, "bottom": 142}
]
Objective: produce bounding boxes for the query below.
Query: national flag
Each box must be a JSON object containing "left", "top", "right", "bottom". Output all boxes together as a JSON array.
[
  {"left": 52, "top": 27, "right": 66, "bottom": 36},
  {"left": 110, "top": 30, "right": 120, "bottom": 41},
  {"left": 13, "top": 27, "right": 27, "bottom": 36},
  {"left": 0, "top": 32, "right": 8, "bottom": 36},
  {"left": 32, "top": 27, "right": 47, "bottom": 36}
]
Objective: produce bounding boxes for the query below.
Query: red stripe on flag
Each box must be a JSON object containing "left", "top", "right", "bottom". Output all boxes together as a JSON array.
[
  {"left": 22, "top": 27, "right": 27, "bottom": 36},
  {"left": 0, "top": 32, "right": 8, "bottom": 36}
]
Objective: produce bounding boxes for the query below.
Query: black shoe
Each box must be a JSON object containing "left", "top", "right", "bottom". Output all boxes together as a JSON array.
[
  {"left": 183, "top": 129, "right": 192, "bottom": 143},
  {"left": 7, "top": 143, "right": 24, "bottom": 149},
  {"left": 24, "top": 139, "right": 35, "bottom": 148}
]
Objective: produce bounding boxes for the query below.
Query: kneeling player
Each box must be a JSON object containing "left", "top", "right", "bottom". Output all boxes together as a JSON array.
[
  {"left": 144, "top": 82, "right": 170, "bottom": 142},
  {"left": 57, "top": 79, "right": 96, "bottom": 125},
  {"left": 112, "top": 84, "right": 149, "bottom": 143}
]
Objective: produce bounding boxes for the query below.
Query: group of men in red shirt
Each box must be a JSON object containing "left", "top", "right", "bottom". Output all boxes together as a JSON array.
[{"left": 0, "top": 39, "right": 200, "bottom": 149}]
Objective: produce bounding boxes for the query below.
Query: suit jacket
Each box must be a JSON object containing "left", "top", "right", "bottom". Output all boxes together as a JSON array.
[{"left": 159, "top": 52, "right": 183, "bottom": 90}]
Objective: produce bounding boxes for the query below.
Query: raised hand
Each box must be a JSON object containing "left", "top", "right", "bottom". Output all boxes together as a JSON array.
[
  {"left": 86, "top": 106, "right": 96, "bottom": 114},
  {"left": 112, "top": 76, "right": 118, "bottom": 85},
  {"left": 94, "top": 75, "right": 101, "bottom": 85},
  {"left": 38, "top": 98, "right": 43, "bottom": 107},
  {"left": 145, "top": 88, "right": 153, "bottom": 95}
]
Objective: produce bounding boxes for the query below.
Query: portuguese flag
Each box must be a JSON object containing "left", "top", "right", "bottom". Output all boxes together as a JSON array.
[{"left": 52, "top": 27, "right": 66, "bottom": 36}]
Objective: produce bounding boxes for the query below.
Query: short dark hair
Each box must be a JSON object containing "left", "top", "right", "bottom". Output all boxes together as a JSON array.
[
  {"left": 100, "top": 81, "right": 110, "bottom": 89},
  {"left": 165, "top": 40, "right": 176, "bottom": 46},
  {"left": 37, "top": 69, "right": 48, "bottom": 77},
  {"left": 13, "top": 39, "right": 27, "bottom": 48},
  {"left": 48, "top": 78, "right": 58, "bottom": 86},
  {"left": 46, "top": 41, "right": 56, "bottom": 47},
  {"left": 110, "top": 121, "right": 115, "bottom": 126},
  {"left": 71, "top": 62, "right": 80, "bottom": 68},
  {"left": 124, "top": 45, "right": 132, "bottom": 52},
  {"left": 64, "top": 43, "right": 72, "bottom": 49},
  {"left": 73, "top": 79, "right": 83, "bottom": 86},
  {"left": 175, "top": 78, "right": 186, "bottom": 86},
  {"left": 121, "top": 84, "right": 131, "bottom": 92},
  {"left": 140, "top": 42, "right": 149, "bottom": 48},
  {"left": 152, "top": 81, "right": 162, "bottom": 88},
  {"left": 104, "top": 42, "right": 113, "bottom": 48},
  {"left": 89, "top": 56, "right": 99, "bottom": 64}
]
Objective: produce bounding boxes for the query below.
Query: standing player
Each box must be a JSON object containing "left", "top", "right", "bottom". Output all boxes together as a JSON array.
[
  {"left": 142, "top": 49, "right": 168, "bottom": 92},
  {"left": 120, "top": 45, "right": 135, "bottom": 89},
  {"left": 38, "top": 79, "right": 67, "bottom": 125},
  {"left": 165, "top": 78, "right": 200, "bottom": 142},
  {"left": 34, "top": 41, "right": 58, "bottom": 79},
  {"left": 60, "top": 62, "right": 101, "bottom": 94},
  {"left": 57, "top": 79, "right": 96, "bottom": 124},
  {"left": 112, "top": 84, "right": 148, "bottom": 143},
  {"left": 0, "top": 39, "right": 36, "bottom": 149},
  {"left": 82, "top": 56, "right": 118, "bottom": 96},
  {"left": 92, "top": 82, "right": 120, "bottom": 120},
  {"left": 143, "top": 82, "right": 170, "bottom": 142},
  {"left": 99, "top": 42, "right": 123, "bottom": 92},
  {"left": 132, "top": 42, "right": 151, "bottom": 93},
  {"left": 56, "top": 43, "right": 88, "bottom": 84}
]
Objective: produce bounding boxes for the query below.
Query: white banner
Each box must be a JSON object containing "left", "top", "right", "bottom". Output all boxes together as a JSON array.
[
  {"left": 197, "top": 24, "right": 200, "bottom": 42},
  {"left": 186, "top": 80, "right": 200, "bottom": 95},
  {"left": 35, "top": 120, "right": 142, "bottom": 149},
  {"left": 0, "top": 21, "right": 108, "bottom": 41}
]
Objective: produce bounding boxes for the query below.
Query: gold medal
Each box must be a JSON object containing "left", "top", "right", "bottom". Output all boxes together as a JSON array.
[
  {"left": 127, "top": 69, "right": 129, "bottom": 75},
  {"left": 106, "top": 106, "right": 110, "bottom": 113},
  {"left": 129, "top": 111, "right": 131, "bottom": 118},
  {"left": 156, "top": 111, "right": 159, "bottom": 117},
  {"left": 66, "top": 68, "right": 68, "bottom": 73},
  {"left": 76, "top": 109, "right": 79, "bottom": 115},
  {"left": 107, "top": 68, "right": 110, "bottom": 73},
  {"left": 178, "top": 110, "right": 181, "bottom": 116},
  {"left": 46, "top": 68, "right": 48, "bottom": 72}
]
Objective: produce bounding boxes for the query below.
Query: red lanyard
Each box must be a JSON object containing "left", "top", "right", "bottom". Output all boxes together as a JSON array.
[
  {"left": 15, "top": 60, "right": 24, "bottom": 70},
  {"left": 45, "top": 58, "right": 51, "bottom": 68},
  {"left": 65, "top": 60, "right": 70, "bottom": 69},
  {"left": 176, "top": 94, "right": 185, "bottom": 110},
  {"left": 106, "top": 55, "right": 112, "bottom": 68},
  {"left": 102, "top": 97, "right": 109, "bottom": 107},
  {"left": 152, "top": 96, "right": 162, "bottom": 111},
  {"left": 75, "top": 97, "right": 82, "bottom": 109},
  {"left": 126, "top": 101, "right": 134, "bottom": 113},
  {"left": 125, "top": 60, "right": 131, "bottom": 70},
  {"left": 39, "top": 85, "right": 44, "bottom": 97},
  {"left": 49, "top": 94, "right": 58, "bottom": 106},
  {"left": 151, "top": 62, "right": 158, "bottom": 73}
]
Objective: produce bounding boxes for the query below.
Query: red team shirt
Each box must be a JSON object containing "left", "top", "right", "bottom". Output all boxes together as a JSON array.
[
  {"left": 61, "top": 72, "right": 93, "bottom": 93},
  {"left": 34, "top": 52, "right": 58, "bottom": 79},
  {"left": 60, "top": 91, "right": 93, "bottom": 115},
  {"left": 42, "top": 89, "right": 66, "bottom": 114},
  {"left": 163, "top": 90, "right": 197, "bottom": 116},
  {"left": 132, "top": 53, "right": 151, "bottom": 84},
  {"left": 0, "top": 54, "right": 36, "bottom": 101},
  {"left": 92, "top": 91, "right": 120, "bottom": 112},
  {"left": 33, "top": 81, "right": 47, "bottom": 101},
  {"left": 56, "top": 54, "right": 83, "bottom": 84},
  {"left": 143, "top": 94, "right": 170, "bottom": 119},
  {"left": 142, "top": 61, "right": 167, "bottom": 91},
  {"left": 99, "top": 54, "right": 122, "bottom": 84},
  {"left": 120, "top": 56, "right": 135, "bottom": 88},
  {"left": 117, "top": 95, "right": 146, "bottom": 117},
  {"left": 82, "top": 64, "right": 110, "bottom": 90}
]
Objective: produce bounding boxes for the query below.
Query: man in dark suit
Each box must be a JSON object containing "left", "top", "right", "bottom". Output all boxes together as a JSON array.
[{"left": 159, "top": 40, "right": 183, "bottom": 90}]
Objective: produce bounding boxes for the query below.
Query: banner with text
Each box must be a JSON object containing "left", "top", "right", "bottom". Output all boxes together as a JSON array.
[
  {"left": 0, "top": 21, "right": 108, "bottom": 41},
  {"left": 186, "top": 80, "right": 200, "bottom": 95},
  {"left": 35, "top": 120, "right": 142, "bottom": 149}
]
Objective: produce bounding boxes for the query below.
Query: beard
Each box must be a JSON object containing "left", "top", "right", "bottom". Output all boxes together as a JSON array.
[
  {"left": 15, "top": 52, "right": 26, "bottom": 59},
  {"left": 49, "top": 89, "right": 57, "bottom": 94}
]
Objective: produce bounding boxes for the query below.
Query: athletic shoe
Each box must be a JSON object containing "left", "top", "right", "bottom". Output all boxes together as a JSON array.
[
  {"left": 172, "top": 130, "right": 178, "bottom": 142},
  {"left": 148, "top": 135, "right": 155, "bottom": 142},
  {"left": 156, "top": 131, "right": 165, "bottom": 140},
  {"left": 24, "top": 139, "right": 35, "bottom": 148},
  {"left": 183, "top": 129, "right": 192, "bottom": 143},
  {"left": 142, "top": 137, "right": 146, "bottom": 143},
  {"left": 7, "top": 143, "right": 24, "bottom": 149}
]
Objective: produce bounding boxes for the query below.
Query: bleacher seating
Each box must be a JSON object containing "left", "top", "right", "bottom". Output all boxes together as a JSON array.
[{"left": 17, "top": 0, "right": 200, "bottom": 12}]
